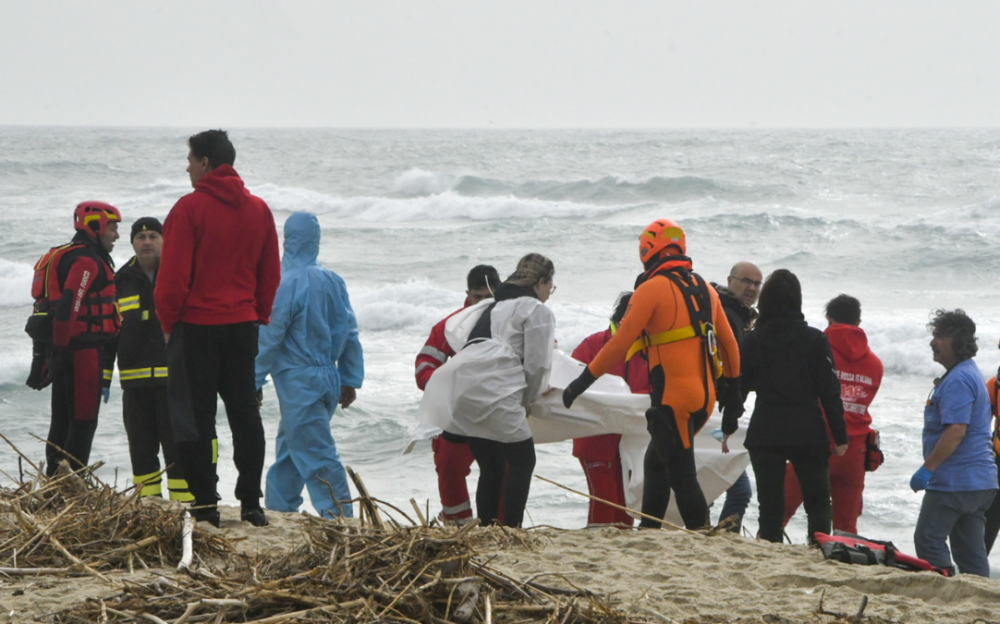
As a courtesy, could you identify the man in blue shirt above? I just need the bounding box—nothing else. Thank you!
[911,309,997,577]
[256,212,364,520]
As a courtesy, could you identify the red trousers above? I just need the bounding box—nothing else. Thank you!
[432,435,475,521]
[573,433,634,527]
[783,433,867,534]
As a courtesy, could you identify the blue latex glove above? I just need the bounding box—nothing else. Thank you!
[910,466,934,492]
[101,387,110,404]
[710,427,725,442]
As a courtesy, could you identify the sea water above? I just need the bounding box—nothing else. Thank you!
[2,127,1000,573]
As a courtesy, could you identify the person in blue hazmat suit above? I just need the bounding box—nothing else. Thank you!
[255,211,364,518]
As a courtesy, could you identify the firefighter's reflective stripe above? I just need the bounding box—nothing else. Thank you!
[119,294,140,312]
[134,471,162,497]
[120,367,170,381]
[168,478,194,502]
[212,438,219,464]
[103,368,113,382]
[625,323,707,362]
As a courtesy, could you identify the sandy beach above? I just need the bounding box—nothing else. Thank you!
[5,502,1000,624]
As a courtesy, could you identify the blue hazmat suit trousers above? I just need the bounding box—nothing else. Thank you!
[266,367,353,518]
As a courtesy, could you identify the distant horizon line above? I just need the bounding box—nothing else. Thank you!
[2,124,999,132]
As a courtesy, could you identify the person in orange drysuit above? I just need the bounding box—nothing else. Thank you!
[563,219,742,530]
[571,292,648,527]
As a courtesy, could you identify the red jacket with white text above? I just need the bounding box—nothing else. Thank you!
[155,165,281,335]
[825,323,883,438]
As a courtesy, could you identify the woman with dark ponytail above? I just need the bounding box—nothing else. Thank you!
[738,269,848,543]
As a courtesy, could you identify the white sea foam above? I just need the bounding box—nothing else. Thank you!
[0,259,34,308]
[391,168,457,196]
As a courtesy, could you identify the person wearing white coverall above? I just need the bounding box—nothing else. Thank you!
[255,212,364,518]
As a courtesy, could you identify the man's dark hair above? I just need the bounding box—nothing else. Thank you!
[756,269,802,326]
[188,129,236,169]
[611,292,633,325]
[467,264,500,292]
[927,309,978,362]
[826,294,861,326]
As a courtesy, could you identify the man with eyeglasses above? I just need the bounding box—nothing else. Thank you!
[711,261,762,532]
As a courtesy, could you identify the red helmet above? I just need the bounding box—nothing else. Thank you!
[74,201,122,239]
[638,218,686,263]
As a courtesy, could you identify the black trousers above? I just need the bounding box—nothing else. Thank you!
[750,445,832,543]
[46,346,101,476]
[123,385,190,500]
[465,436,536,528]
[167,321,264,507]
[639,406,709,530]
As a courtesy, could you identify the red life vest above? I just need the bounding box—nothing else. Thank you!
[814,531,950,576]
[29,242,120,342]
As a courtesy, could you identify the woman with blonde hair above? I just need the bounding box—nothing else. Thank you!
[442,252,556,527]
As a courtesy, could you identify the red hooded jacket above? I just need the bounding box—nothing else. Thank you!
[155,165,281,335]
[825,323,883,438]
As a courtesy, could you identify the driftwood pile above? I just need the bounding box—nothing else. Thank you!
[0,452,895,624]
[0,458,638,623]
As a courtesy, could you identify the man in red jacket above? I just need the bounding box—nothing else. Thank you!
[415,265,499,523]
[571,292,648,527]
[156,129,281,528]
[783,294,883,534]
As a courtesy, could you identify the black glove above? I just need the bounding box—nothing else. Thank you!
[721,405,743,436]
[718,376,744,435]
[563,367,597,408]
[25,342,52,390]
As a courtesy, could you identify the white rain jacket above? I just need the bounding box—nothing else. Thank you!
[420,294,555,443]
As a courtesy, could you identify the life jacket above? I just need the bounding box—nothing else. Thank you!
[627,256,723,413]
[27,242,119,343]
[814,531,951,577]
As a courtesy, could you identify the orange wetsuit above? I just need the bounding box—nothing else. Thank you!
[587,258,740,449]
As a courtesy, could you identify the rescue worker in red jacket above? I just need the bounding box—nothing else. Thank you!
[782,294,882,535]
[27,201,122,476]
[415,264,499,523]
[571,292,648,527]
[563,219,742,530]
[156,130,281,527]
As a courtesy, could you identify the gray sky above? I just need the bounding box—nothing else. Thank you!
[2,1,999,128]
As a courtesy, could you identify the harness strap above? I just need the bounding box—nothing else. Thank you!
[625,323,709,362]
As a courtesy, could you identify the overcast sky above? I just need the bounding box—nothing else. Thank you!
[2,1,999,128]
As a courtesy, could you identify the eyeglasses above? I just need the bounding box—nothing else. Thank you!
[550,283,557,294]
[732,276,762,288]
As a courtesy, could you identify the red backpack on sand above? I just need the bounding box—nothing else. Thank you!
[814,531,950,577]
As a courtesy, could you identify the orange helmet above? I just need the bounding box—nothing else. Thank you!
[638,218,686,263]
[74,201,122,240]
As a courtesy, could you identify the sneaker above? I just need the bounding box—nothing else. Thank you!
[241,506,269,527]
[190,505,221,528]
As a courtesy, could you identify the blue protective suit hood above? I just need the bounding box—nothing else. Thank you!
[282,212,321,271]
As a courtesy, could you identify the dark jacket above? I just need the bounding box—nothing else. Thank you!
[741,311,847,449]
[712,283,757,346]
[111,257,167,388]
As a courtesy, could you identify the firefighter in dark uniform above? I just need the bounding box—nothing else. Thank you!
[111,217,192,501]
